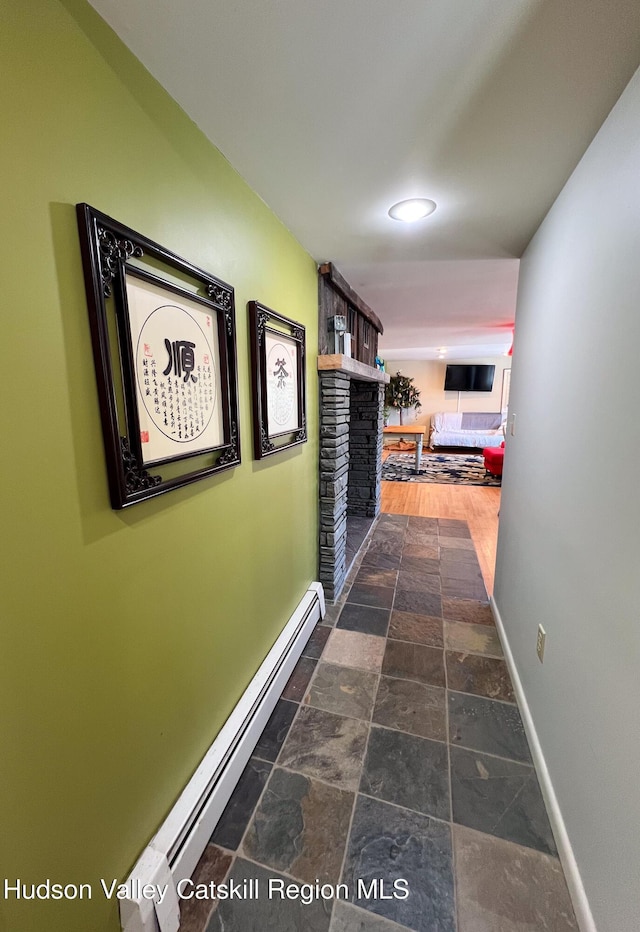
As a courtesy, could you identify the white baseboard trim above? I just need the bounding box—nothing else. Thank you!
[490,596,597,932]
[120,582,325,932]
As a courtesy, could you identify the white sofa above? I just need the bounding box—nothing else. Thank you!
[430,411,505,449]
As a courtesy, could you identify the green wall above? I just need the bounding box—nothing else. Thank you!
[0,3,318,930]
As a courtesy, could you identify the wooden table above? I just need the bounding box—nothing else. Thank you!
[383,424,428,473]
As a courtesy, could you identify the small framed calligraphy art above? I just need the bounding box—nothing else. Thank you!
[248,301,307,459]
[76,203,240,508]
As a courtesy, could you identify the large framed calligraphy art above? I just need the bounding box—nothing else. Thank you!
[248,301,307,459]
[76,204,241,508]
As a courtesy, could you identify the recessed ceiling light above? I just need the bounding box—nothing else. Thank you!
[388,198,437,222]
[437,354,445,359]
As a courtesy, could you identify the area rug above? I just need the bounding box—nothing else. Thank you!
[382,452,501,486]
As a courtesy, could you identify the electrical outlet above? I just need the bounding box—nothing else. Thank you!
[536,624,546,663]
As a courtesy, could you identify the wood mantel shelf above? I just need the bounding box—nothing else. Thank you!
[317,354,390,384]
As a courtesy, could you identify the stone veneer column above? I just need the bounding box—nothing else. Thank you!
[347,380,384,517]
[318,373,350,600]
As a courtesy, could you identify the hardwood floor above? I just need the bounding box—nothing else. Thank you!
[380,478,500,595]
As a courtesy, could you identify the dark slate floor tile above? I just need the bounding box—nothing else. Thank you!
[355,566,399,589]
[206,858,332,932]
[407,516,439,532]
[347,516,375,555]
[439,551,481,572]
[438,518,469,529]
[393,588,442,618]
[438,547,480,565]
[450,746,557,855]
[382,640,445,687]
[342,795,455,932]
[439,536,475,552]
[189,507,571,932]
[303,624,331,659]
[370,524,405,543]
[373,676,446,741]
[438,523,471,539]
[445,620,503,658]
[330,901,408,931]
[282,655,319,701]
[180,844,232,932]
[448,691,531,763]
[377,514,409,528]
[348,515,376,532]
[243,767,353,884]
[323,599,348,627]
[253,699,298,763]
[398,554,441,575]
[362,549,402,571]
[403,528,438,548]
[388,611,443,649]
[305,662,379,721]
[323,629,386,673]
[441,576,488,601]
[401,543,439,560]
[346,548,360,572]
[368,538,405,557]
[338,602,390,637]
[442,597,494,626]
[278,705,369,791]
[446,652,514,702]
[361,725,449,820]
[439,560,484,582]
[211,757,272,850]
[454,825,577,932]
[343,575,357,596]
[396,571,441,595]
[347,583,395,609]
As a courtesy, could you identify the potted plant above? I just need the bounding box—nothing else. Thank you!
[385,371,422,425]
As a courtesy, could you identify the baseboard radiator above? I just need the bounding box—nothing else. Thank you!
[120,581,325,932]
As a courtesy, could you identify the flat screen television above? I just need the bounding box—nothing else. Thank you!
[444,364,495,392]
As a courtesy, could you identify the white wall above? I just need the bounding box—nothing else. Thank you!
[494,66,640,931]
[384,357,511,427]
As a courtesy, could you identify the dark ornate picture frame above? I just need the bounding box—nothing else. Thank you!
[76,203,240,508]
[248,301,307,459]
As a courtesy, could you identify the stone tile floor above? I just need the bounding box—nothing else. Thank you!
[179,514,577,932]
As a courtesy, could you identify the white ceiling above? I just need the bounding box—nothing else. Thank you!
[89,0,640,359]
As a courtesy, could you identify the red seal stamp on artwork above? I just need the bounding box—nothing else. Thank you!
[140,431,150,443]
